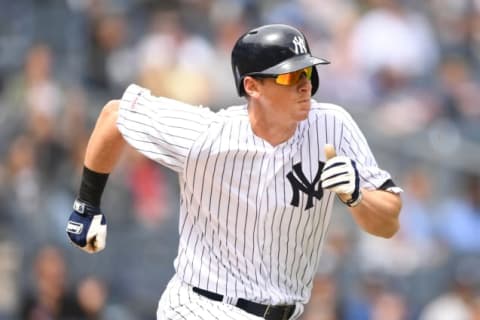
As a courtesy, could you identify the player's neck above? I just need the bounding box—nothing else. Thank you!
[248,104,297,146]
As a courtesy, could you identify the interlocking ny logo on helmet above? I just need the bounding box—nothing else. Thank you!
[231,24,330,97]
[292,36,307,55]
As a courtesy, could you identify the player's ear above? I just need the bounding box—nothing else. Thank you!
[243,76,262,98]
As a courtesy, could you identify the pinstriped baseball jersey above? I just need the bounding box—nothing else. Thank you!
[117,84,394,306]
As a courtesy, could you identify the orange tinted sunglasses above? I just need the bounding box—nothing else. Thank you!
[274,66,313,85]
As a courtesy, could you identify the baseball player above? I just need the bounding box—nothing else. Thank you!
[66,24,402,320]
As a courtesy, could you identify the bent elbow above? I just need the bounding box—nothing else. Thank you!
[377,220,400,239]
[366,219,400,239]
[379,221,400,238]
[380,196,402,238]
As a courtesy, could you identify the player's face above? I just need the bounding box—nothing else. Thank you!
[257,70,313,121]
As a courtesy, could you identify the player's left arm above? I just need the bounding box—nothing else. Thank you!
[321,144,401,238]
[346,188,401,238]
[319,107,403,238]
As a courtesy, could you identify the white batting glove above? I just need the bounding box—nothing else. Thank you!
[66,199,107,253]
[321,156,362,207]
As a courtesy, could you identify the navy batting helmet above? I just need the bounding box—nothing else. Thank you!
[231,24,330,97]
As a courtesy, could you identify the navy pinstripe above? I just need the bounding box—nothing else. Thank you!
[117,84,395,319]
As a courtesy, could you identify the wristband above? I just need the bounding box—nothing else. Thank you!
[78,166,109,207]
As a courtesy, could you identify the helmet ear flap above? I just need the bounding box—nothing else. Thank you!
[239,76,247,96]
[310,66,319,96]
[232,64,246,96]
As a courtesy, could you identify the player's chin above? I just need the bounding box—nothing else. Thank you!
[293,110,310,122]
[295,99,311,119]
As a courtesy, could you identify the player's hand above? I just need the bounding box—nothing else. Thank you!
[321,145,362,207]
[66,199,107,253]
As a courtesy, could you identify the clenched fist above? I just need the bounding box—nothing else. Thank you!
[321,145,362,207]
[66,199,107,253]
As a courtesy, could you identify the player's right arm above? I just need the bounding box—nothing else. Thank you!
[66,84,216,253]
[66,100,125,254]
[84,100,125,173]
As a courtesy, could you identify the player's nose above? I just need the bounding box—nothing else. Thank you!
[297,74,312,94]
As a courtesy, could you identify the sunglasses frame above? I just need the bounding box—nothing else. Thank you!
[250,66,313,86]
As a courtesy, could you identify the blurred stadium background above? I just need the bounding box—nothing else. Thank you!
[1,0,480,319]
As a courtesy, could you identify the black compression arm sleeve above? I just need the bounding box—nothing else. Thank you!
[78,166,110,207]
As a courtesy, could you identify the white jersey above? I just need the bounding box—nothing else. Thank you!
[117,84,393,306]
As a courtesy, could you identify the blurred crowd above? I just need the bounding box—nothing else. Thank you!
[0,0,480,319]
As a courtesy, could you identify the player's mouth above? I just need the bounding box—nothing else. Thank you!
[298,98,310,105]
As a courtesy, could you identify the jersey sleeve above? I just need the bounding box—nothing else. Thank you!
[337,110,400,192]
[117,84,216,172]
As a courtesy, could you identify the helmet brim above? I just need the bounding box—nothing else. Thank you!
[251,54,330,76]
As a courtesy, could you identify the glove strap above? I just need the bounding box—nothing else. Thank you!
[342,191,363,207]
[73,199,101,215]
[344,159,362,207]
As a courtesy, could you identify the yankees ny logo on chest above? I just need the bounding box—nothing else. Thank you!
[292,36,307,55]
[287,161,325,210]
